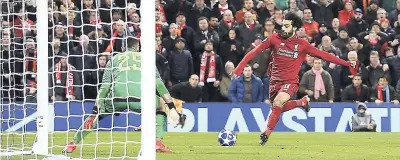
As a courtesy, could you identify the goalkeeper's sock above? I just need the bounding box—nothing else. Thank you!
[73,115,99,144]
[156,112,166,141]
[265,106,282,137]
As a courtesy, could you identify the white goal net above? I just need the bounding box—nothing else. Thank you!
[0,0,156,159]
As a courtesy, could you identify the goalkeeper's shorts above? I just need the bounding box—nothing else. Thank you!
[100,96,161,114]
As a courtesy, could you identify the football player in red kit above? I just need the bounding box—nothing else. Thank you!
[232,12,354,145]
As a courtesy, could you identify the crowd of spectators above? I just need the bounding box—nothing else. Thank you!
[2,0,400,105]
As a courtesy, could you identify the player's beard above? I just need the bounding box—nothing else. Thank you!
[279,29,294,39]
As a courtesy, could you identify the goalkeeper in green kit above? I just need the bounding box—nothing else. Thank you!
[63,38,185,153]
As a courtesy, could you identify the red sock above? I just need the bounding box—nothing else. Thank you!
[265,106,283,136]
[282,100,299,112]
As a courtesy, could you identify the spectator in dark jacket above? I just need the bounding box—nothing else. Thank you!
[346,8,369,38]
[69,35,97,81]
[193,17,220,63]
[84,55,107,100]
[237,12,263,48]
[49,53,82,101]
[324,55,343,102]
[370,76,399,104]
[228,65,263,103]
[162,23,181,54]
[156,49,170,85]
[168,37,194,86]
[382,45,400,86]
[352,103,376,132]
[366,51,391,87]
[388,0,400,26]
[341,74,370,102]
[249,34,270,78]
[341,51,369,88]
[362,1,379,25]
[211,0,236,20]
[219,29,244,66]
[299,58,334,102]
[220,61,235,102]
[198,40,224,102]
[187,0,213,30]
[176,13,196,53]
[217,10,238,40]
[305,0,342,24]
[332,27,349,54]
[164,0,192,24]
[170,74,202,102]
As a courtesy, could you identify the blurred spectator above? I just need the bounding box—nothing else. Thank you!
[305,0,341,24]
[26,80,37,103]
[238,12,262,49]
[156,42,170,84]
[228,65,263,103]
[69,35,96,72]
[341,51,368,87]
[324,53,343,102]
[175,13,195,53]
[24,38,37,82]
[170,74,202,102]
[164,0,192,24]
[52,22,69,51]
[105,20,127,53]
[187,0,213,30]
[84,55,107,99]
[261,18,276,38]
[0,35,23,102]
[271,9,284,29]
[380,18,396,35]
[317,36,341,58]
[299,54,314,80]
[352,103,376,132]
[299,58,334,102]
[198,41,223,102]
[338,0,354,27]
[381,0,396,13]
[341,74,370,102]
[388,0,400,26]
[370,76,399,104]
[168,37,193,86]
[313,22,336,46]
[127,12,141,37]
[366,51,391,87]
[162,23,180,54]
[211,0,236,21]
[49,53,82,101]
[236,0,257,24]
[363,0,379,25]
[220,61,235,101]
[99,0,113,23]
[347,8,369,38]
[217,10,238,40]
[275,0,289,10]
[87,25,109,54]
[193,17,220,66]
[284,0,303,19]
[330,18,340,36]
[209,16,219,32]
[49,37,67,69]
[342,37,363,60]
[65,9,82,44]
[249,34,270,78]
[303,8,319,38]
[332,27,349,54]
[219,29,243,66]
[382,45,400,86]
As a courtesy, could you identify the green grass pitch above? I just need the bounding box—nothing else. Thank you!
[1,132,400,160]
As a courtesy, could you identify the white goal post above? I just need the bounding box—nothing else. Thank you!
[0,0,156,159]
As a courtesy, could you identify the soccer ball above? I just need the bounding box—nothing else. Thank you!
[217,129,237,146]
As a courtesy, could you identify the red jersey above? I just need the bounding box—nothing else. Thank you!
[233,34,351,84]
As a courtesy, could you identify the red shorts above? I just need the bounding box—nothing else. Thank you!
[269,82,299,101]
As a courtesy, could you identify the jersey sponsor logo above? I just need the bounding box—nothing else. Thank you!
[276,44,299,58]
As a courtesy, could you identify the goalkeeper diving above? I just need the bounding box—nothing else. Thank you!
[62,38,186,153]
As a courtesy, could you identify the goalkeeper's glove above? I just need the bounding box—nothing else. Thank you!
[167,108,180,127]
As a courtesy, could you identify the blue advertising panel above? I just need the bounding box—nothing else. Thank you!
[1,102,399,132]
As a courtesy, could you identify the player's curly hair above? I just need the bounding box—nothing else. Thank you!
[284,12,303,29]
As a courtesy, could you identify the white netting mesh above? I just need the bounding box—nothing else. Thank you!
[1,0,145,159]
